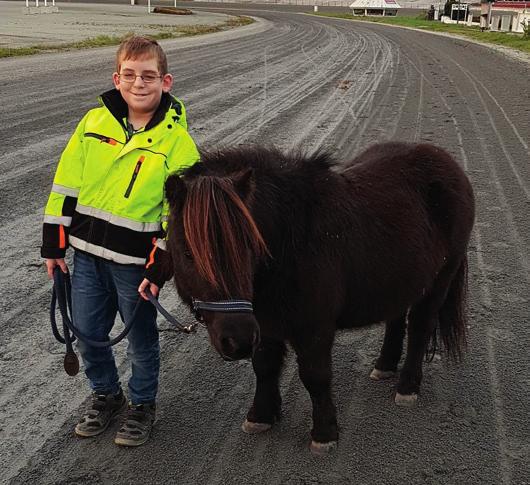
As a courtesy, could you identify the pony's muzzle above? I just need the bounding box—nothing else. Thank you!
[220,329,260,360]
[208,312,260,361]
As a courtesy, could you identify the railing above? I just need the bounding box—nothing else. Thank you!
[25,0,56,5]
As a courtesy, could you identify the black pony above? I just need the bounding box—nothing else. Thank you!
[165,142,475,454]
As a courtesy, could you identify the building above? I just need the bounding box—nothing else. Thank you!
[468,1,530,32]
[349,0,402,16]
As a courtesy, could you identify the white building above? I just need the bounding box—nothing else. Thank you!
[468,1,530,33]
[350,0,402,16]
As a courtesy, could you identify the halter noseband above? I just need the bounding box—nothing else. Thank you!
[192,298,253,323]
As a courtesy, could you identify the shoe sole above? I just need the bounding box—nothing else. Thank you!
[114,435,149,447]
[74,401,127,438]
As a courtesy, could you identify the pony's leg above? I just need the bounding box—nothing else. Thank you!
[292,334,337,454]
[396,263,459,407]
[242,336,285,434]
[370,314,407,380]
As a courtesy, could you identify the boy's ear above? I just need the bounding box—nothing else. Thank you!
[165,174,187,211]
[112,72,121,90]
[233,168,254,201]
[162,73,173,93]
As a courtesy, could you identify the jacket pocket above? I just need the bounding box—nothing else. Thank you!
[124,156,145,198]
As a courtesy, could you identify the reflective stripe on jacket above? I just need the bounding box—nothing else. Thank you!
[42,89,199,284]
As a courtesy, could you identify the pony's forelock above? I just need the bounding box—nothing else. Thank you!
[182,174,269,297]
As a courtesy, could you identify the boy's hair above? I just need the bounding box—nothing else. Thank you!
[116,35,168,75]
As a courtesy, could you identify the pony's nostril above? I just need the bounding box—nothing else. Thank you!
[220,335,255,360]
[221,337,238,354]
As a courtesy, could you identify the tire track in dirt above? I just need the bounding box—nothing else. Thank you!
[197,23,362,146]
[412,40,530,276]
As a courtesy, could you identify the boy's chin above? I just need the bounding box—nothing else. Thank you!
[130,101,158,113]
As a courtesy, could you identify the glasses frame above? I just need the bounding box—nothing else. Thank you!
[118,72,164,84]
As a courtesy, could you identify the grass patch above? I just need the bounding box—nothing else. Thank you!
[0,16,254,58]
[314,12,530,54]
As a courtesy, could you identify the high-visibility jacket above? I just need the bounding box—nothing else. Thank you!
[41,89,199,286]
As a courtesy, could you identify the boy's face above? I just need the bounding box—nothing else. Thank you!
[113,56,173,118]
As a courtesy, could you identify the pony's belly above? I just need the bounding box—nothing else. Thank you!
[335,295,413,329]
[336,317,382,329]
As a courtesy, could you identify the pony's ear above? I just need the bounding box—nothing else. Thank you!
[165,174,187,210]
[233,168,254,200]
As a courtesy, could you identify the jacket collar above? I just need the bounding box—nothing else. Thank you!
[99,89,172,132]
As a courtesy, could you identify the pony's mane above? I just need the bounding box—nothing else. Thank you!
[180,145,337,298]
[182,145,338,179]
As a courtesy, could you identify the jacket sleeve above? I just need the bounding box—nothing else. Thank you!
[143,129,200,286]
[41,114,88,259]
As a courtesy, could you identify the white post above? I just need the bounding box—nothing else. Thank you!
[174,0,177,7]
[148,0,151,13]
[44,0,47,6]
[314,5,318,12]
[26,0,29,6]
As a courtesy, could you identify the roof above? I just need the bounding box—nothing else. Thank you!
[350,0,402,8]
[491,1,530,8]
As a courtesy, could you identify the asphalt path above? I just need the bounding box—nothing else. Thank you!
[1,5,529,485]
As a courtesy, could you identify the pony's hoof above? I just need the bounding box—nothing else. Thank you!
[310,440,337,455]
[241,419,272,434]
[395,392,418,407]
[370,368,396,380]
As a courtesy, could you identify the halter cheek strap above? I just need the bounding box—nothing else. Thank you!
[192,298,254,320]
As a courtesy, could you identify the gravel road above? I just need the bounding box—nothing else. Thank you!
[1,5,529,485]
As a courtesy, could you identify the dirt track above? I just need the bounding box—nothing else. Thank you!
[1,5,529,485]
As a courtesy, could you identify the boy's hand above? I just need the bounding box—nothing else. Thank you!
[46,258,68,279]
[139,278,160,301]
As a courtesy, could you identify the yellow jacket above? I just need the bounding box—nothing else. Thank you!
[42,89,199,285]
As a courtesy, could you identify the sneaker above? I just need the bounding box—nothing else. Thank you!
[114,402,156,447]
[74,389,127,438]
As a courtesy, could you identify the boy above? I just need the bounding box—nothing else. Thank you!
[41,36,199,446]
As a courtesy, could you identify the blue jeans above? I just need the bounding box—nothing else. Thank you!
[71,251,159,404]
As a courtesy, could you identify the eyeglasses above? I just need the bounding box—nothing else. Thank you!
[119,72,162,83]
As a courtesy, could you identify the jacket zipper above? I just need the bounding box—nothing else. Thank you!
[124,156,145,198]
[85,132,119,145]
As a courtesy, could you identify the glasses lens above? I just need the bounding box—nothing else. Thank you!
[142,74,159,83]
[120,73,136,82]
[120,73,160,83]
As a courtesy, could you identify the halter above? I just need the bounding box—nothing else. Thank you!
[192,298,253,323]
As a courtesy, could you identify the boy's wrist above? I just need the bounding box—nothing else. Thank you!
[41,247,67,259]
[143,267,167,289]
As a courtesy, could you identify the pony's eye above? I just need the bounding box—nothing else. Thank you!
[183,250,193,260]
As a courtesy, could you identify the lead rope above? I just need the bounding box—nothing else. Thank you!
[50,267,197,376]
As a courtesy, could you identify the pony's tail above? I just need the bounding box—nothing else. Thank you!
[429,257,469,362]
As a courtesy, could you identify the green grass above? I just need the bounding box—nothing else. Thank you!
[0,16,254,58]
[314,12,530,54]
